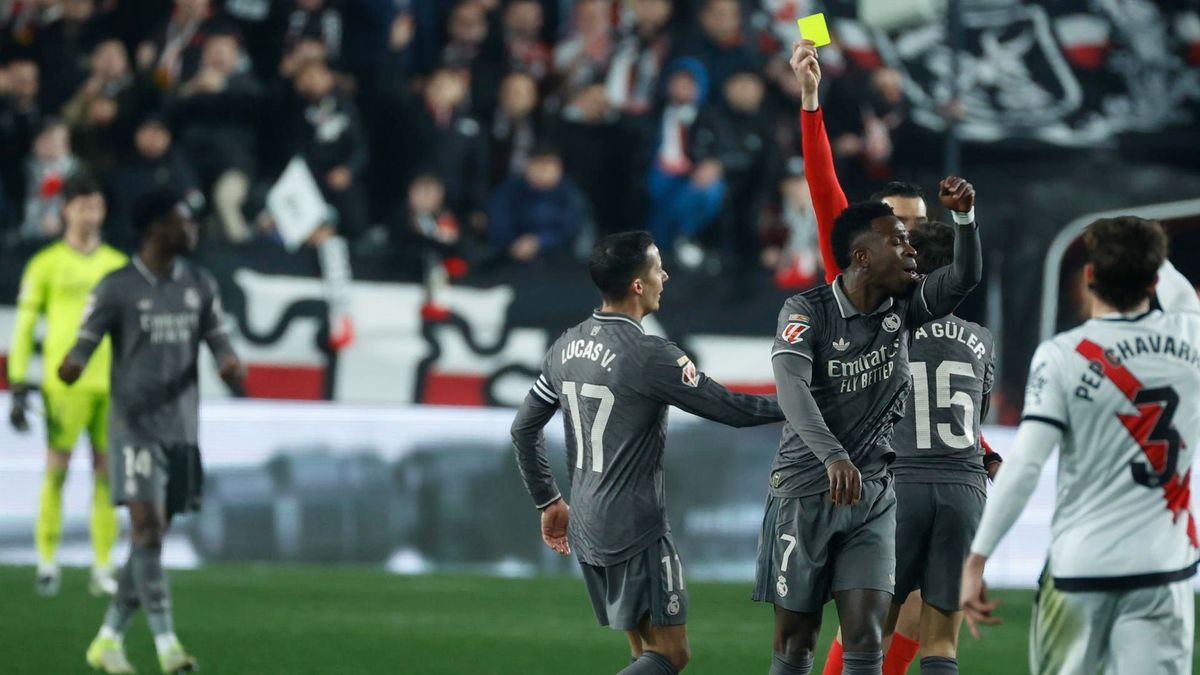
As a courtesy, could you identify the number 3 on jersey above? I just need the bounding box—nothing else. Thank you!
[562,381,615,473]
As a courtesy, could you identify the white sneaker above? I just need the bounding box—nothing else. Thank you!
[35,562,60,597]
[90,565,118,597]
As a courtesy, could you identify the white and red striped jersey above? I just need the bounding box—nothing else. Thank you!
[1019,266,1200,588]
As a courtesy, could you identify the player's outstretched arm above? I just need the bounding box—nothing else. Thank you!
[60,274,121,385]
[642,343,784,428]
[790,39,847,282]
[909,177,982,324]
[1155,259,1200,315]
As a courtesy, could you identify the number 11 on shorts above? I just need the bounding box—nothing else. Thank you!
[661,554,684,592]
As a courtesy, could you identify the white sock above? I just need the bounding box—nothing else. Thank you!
[154,632,179,655]
[98,625,122,642]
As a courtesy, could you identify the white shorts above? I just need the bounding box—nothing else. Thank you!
[1031,571,1194,675]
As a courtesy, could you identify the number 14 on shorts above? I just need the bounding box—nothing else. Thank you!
[123,446,153,496]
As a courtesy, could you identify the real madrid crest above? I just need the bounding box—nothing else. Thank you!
[776,575,789,597]
[184,288,201,310]
[666,593,680,616]
[882,312,901,333]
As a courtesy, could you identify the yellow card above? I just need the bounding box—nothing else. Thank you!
[796,13,831,47]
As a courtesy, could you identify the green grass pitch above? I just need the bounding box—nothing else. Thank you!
[3,565,1196,674]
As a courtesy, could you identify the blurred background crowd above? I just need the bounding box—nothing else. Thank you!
[2,0,1200,418]
[0,0,944,288]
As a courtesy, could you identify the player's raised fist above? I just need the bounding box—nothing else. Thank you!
[939,176,975,213]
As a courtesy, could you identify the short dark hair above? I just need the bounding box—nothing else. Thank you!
[63,172,102,202]
[1084,216,1168,312]
[831,201,894,270]
[909,220,955,274]
[588,231,656,302]
[132,187,184,240]
[870,181,924,202]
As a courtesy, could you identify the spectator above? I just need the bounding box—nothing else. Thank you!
[644,58,722,266]
[487,143,584,263]
[61,39,153,183]
[0,59,42,223]
[168,29,262,242]
[390,172,462,281]
[684,0,762,92]
[441,0,502,116]
[139,0,225,90]
[490,71,542,187]
[762,157,820,289]
[605,0,675,117]
[108,114,204,249]
[292,58,369,240]
[387,67,488,233]
[30,0,104,112]
[281,0,344,69]
[554,82,627,236]
[500,0,551,82]
[264,36,327,175]
[19,119,79,244]
[553,0,614,104]
[691,67,776,275]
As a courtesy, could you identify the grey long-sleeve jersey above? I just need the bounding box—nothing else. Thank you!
[512,310,784,566]
[769,221,982,497]
[67,257,236,446]
[891,315,996,492]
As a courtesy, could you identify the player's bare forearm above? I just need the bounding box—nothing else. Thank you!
[511,395,562,509]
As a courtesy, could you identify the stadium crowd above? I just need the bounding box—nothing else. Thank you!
[0,0,931,288]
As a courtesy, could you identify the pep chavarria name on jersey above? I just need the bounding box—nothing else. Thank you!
[1072,335,1200,402]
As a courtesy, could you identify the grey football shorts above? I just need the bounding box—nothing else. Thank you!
[111,440,204,516]
[753,476,897,613]
[579,534,688,630]
[893,481,986,612]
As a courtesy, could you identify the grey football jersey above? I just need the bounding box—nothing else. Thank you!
[768,222,981,498]
[891,316,995,490]
[68,257,236,446]
[512,311,783,566]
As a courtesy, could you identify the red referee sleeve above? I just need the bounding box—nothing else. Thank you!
[800,108,848,283]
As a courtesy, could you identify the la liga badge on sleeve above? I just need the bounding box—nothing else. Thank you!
[781,322,810,344]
